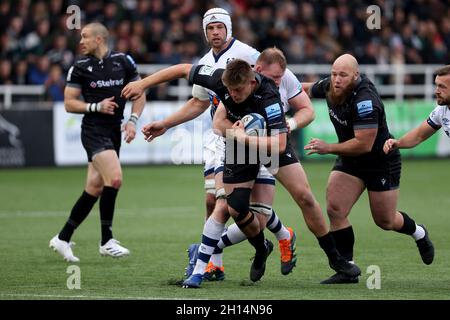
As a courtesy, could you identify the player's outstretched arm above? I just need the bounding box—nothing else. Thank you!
[141,97,209,142]
[121,64,193,101]
[142,120,167,142]
[164,97,210,129]
[383,120,437,153]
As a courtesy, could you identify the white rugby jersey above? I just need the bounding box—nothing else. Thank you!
[195,38,260,152]
[279,68,303,112]
[427,104,450,138]
[198,39,260,70]
[194,38,260,117]
[193,38,302,116]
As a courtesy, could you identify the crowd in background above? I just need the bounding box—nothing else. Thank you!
[0,0,449,101]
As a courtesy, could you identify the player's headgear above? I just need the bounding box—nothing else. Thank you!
[202,8,232,42]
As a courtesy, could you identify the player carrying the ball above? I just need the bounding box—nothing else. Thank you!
[122,59,361,288]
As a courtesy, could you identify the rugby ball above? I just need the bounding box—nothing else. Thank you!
[241,113,266,136]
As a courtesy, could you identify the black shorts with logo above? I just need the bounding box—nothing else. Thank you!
[223,143,299,184]
[81,121,121,162]
[332,150,402,191]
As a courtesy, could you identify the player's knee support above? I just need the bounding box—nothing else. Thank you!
[249,202,272,217]
[227,188,252,222]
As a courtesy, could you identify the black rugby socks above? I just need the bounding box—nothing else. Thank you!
[59,191,98,242]
[397,211,417,235]
[317,232,340,261]
[100,186,119,245]
[331,225,355,261]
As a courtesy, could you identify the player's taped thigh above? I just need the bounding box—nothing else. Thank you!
[204,179,216,195]
[227,187,252,223]
[216,187,226,199]
[249,202,272,217]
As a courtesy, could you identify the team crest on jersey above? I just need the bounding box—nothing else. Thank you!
[356,100,373,117]
[199,65,215,76]
[112,61,122,71]
[265,103,282,120]
[226,57,235,64]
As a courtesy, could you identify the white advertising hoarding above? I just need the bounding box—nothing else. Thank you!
[53,102,211,166]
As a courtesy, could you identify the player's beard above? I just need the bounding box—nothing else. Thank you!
[437,95,450,106]
[327,81,356,106]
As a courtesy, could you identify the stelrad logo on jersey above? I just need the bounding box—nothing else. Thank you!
[90,78,124,88]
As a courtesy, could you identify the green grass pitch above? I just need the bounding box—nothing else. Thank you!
[0,159,449,300]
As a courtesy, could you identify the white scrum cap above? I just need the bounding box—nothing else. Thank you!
[202,7,232,41]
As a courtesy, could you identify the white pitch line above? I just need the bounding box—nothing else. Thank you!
[0,293,201,300]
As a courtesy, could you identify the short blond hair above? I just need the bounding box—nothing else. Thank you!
[256,47,287,71]
[84,22,109,42]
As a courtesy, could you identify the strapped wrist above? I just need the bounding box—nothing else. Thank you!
[128,112,139,125]
[287,117,298,131]
[86,103,101,113]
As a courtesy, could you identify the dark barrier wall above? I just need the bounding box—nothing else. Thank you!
[0,109,54,167]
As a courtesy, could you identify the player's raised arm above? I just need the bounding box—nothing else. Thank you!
[121,64,193,100]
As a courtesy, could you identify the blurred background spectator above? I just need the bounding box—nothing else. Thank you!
[0,0,448,99]
[44,63,65,101]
